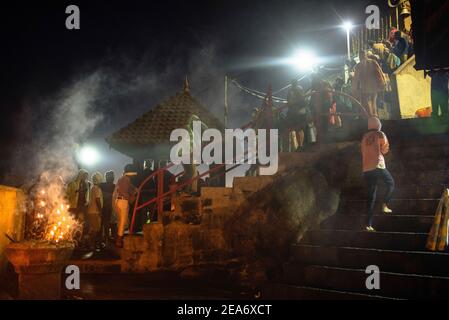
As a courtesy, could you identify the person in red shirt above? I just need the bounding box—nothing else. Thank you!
[361,117,395,232]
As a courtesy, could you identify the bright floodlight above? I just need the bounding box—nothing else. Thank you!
[290,50,318,71]
[77,146,100,166]
[342,21,353,32]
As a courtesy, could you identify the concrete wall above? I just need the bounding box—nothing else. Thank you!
[0,186,26,282]
[393,56,432,118]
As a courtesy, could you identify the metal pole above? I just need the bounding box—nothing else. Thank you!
[396,7,399,29]
[224,76,228,128]
[157,169,164,216]
[388,12,393,31]
[346,29,351,60]
[351,35,355,57]
[361,28,365,50]
[356,30,363,55]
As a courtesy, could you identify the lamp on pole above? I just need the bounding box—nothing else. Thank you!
[342,21,353,60]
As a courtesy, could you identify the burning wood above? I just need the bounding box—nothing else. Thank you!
[43,202,80,244]
[26,173,82,245]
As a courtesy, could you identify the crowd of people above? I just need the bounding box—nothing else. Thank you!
[343,28,417,119]
[250,27,430,155]
[61,160,177,251]
[66,167,126,250]
[251,71,360,154]
[24,153,220,253]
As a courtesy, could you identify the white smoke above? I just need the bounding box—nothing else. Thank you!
[8,71,106,186]
[6,43,259,187]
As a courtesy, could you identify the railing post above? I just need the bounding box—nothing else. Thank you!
[157,169,164,216]
[130,189,140,235]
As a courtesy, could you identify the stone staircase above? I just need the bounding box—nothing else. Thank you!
[266,118,449,300]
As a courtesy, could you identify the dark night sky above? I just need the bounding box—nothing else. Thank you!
[0,0,387,184]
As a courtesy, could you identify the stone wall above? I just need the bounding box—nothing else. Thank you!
[0,186,26,288]
[121,143,361,286]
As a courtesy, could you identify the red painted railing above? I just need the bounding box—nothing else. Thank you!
[129,89,367,234]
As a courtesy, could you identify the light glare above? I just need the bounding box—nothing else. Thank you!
[77,146,100,166]
[342,21,353,31]
[290,50,318,71]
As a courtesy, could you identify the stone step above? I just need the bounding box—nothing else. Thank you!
[67,259,122,274]
[320,214,434,233]
[342,185,444,200]
[392,145,449,159]
[330,120,449,145]
[387,158,449,172]
[63,272,249,299]
[338,199,439,215]
[383,119,449,137]
[338,210,432,216]
[262,283,398,300]
[290,244,449,277]
[301,230,429,252]
[283,263,449,299]
[386,170,449,186]
[389,133,449,146]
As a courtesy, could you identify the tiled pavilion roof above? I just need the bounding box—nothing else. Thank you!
[106,80,224,153]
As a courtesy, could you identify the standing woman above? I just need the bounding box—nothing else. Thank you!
[352,50,386,116]
[361,117,395,231]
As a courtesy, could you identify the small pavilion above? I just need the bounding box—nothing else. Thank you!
[106,79,224,170]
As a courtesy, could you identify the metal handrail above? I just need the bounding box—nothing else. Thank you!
[128,89,367,234]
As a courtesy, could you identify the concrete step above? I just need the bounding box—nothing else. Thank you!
[63,272,248,299]
[301,229,429,252]
[390,134,449,147]
[342,185,444,200]
[68,248,122,274]
[383,119,449,138]
[338,210,432,217]
[393,145,449,159]
[320,214,434,233]
[67,259,122,274]
[386,170,449,186]
[388,158,449,172]
[290,244,449,277]
[338,199,439,215]
[262,283,398,300]
[283,263,449,299]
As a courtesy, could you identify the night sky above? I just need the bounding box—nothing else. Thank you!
[0,0,387,185]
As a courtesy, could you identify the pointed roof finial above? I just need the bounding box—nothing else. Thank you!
[183,76,190,94]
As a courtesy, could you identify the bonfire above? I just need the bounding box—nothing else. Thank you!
[25,173,82,246]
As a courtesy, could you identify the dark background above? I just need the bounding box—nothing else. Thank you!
[0,0,387,184]
[411,0,449,70]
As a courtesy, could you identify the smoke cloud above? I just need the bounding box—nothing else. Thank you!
[4,42,260,187]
